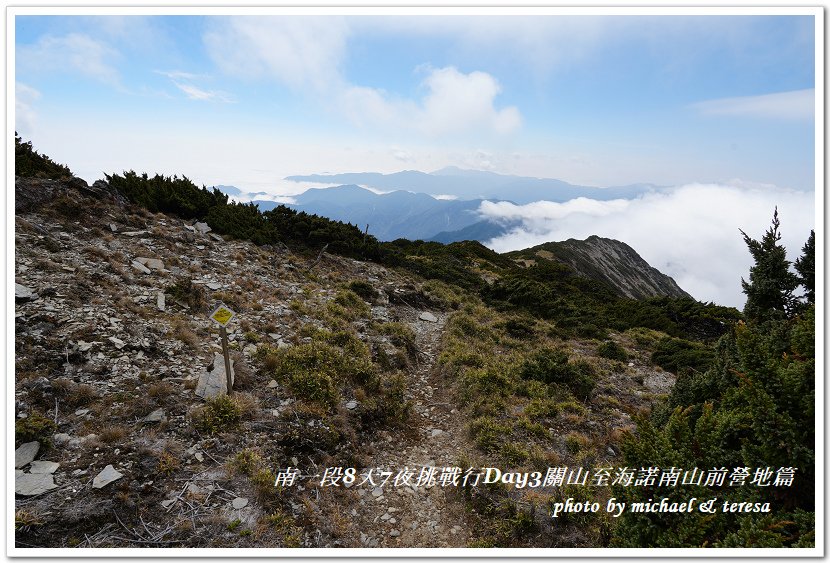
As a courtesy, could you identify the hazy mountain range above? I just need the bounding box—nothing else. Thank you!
[285,167,665,204]
[219,168,666,243]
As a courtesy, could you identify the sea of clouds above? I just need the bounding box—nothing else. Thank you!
[479,182,815,308]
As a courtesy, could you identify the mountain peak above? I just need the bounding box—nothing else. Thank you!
[511,236,691,300]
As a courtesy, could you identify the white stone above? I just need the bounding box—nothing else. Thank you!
[131,260,151,274]
[195,354,235,399]
[15,283,38,302]
[267,379,278,389]
[141,408,167,424]
[92,465,123,489]
[15,441,40,468]
[161,499,176,508]
[16,472,57,496]
[29,460,60,474]
[194,222,211,234]
[194,452,204,462]
[53,433,71,446]
[345,400,358,410]
[206,282,221,290]
[232,497,249,509]
[390,529,401,537]
[157,292,166,311]
[419,311,438,323]
[137,257,164,270]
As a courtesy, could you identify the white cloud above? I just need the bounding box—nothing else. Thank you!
[202,18,520,138]
[172,82,234,103]
[17,33,121,86]
[419,67,521,135]
[691,89,814,120]
[341,67,521,137]
[15,82,41,137]
[203,16,349,92]
[480,183,814,308]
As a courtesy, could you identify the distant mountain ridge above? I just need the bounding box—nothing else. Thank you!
[285,169,666,205]
[246,184,489,241]
[216,169,667,243]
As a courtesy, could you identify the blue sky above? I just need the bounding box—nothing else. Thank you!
[14,13,816,192]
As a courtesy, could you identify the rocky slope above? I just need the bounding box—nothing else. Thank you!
[509,236,691,300]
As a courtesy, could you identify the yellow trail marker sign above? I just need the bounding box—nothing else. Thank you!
[210,304,236,327]
[209,303,236,395]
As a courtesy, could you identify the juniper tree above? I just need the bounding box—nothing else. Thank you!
[739,208,799,322]
[795,230,815,305]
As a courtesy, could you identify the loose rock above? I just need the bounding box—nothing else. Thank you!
[195,354,235,399]
[15,283,38,303]
[15,441,40,468]
[29,460,60,474]
[92,465,124,489]
[16,472,57,496]
[141,408,167,424]
[418,311,438,323]
[131,260,151,274]
[232,497,249,509]
[53,433,71,447]
[136,257,164,270]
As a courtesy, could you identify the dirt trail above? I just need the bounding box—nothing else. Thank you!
[339,307,473,548]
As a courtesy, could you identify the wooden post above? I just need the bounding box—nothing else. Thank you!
[220,326,233,395]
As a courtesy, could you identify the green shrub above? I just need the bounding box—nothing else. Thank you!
[15,133,72,179]
[228,448,263,476]
[500,442,529,464]
[651,337,715,374]
[166,278,207,311]
[15,411,56,445]
[460,365,514,404]
[515,416,551,438]
[598,340,629,362]
[564,433,583,454]
[287,370,339,408]
[346,280,377,300]
[193,395,243,434]
[357,372,411,426]
[524,398,559,419]
[469,416,511,453]
[333,289,370,317]
[377,322,416,354]
[625,327,666,349]
[520,348,596,401]
[496,316,537,339]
